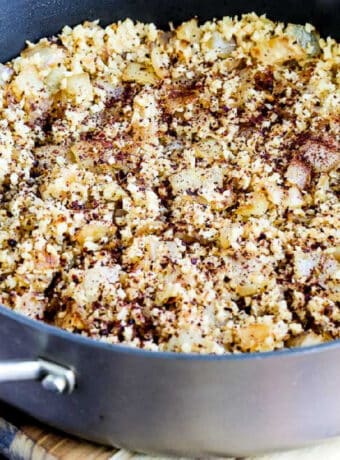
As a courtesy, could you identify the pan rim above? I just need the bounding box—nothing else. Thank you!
[1,303,339,360]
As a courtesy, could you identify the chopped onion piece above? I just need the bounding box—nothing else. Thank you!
[0,63,13,85]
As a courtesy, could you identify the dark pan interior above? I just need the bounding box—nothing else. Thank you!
[0,0,339,63]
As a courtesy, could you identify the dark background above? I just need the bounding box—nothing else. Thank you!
[0,0,339,62]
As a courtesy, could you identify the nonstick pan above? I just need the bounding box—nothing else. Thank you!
[0,0,339,457]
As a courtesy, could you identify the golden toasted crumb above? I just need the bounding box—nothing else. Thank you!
[0,14,339,353]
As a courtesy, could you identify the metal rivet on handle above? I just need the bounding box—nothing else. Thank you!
[41,374,68,393]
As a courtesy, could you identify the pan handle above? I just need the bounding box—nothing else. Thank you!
[0,359,75,394]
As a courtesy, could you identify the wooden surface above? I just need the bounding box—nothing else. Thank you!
[0,401,115,460]
[1,401,340,460]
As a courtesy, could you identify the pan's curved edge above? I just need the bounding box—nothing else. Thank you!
[1,303,339,361]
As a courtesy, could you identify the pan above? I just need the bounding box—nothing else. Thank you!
[0,0,339,457]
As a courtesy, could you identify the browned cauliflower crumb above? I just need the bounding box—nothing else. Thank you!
[0,14,339,353]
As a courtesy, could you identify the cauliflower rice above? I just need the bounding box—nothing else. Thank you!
[0,14,339,353]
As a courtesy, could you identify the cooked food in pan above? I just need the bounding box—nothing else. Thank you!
[0,13,338,353]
